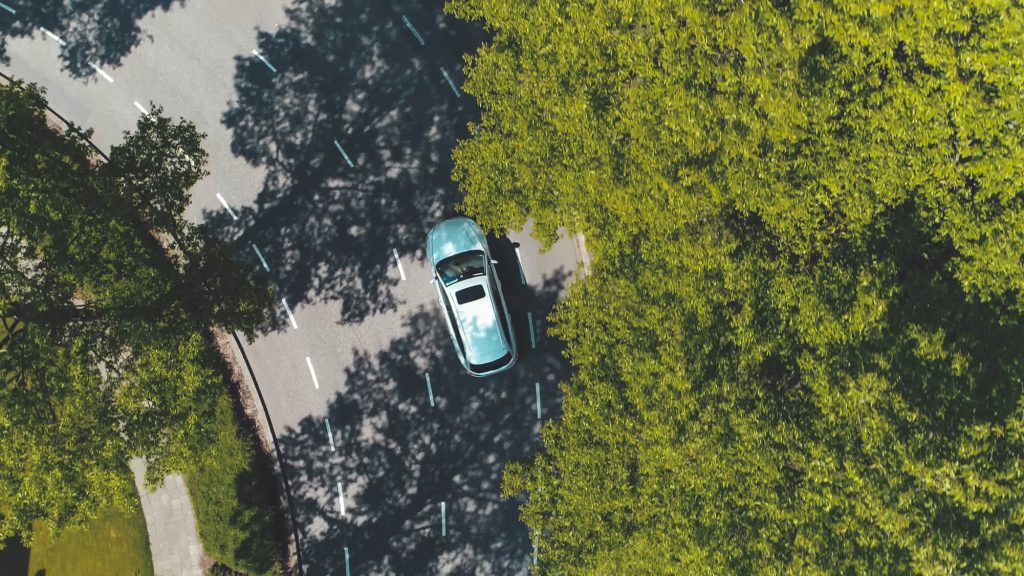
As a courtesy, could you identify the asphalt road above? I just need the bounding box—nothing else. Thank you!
[2,1,583,574]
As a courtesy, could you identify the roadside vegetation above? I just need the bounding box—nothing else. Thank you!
[0,79,284,573]
[450,0,1024,573]
[28,485,153,576]
[187,391,285,575]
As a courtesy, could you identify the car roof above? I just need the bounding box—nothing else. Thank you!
[427,217,486,266]
[446,276,508,365]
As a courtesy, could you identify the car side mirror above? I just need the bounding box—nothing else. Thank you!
[491,259,499,265]
[512,242,521,248]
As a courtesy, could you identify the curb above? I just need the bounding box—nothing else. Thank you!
[0,69,109,160]
[1,72,303,575]
[221,331,305,575]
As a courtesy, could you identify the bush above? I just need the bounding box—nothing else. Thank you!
[186,391,285,575]
[209,562,245,576]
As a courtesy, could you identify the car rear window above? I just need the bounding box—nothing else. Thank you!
[470,352,513,374]
[455,284,486,304]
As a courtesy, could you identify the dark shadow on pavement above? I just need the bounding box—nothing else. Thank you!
[277,268,570,575]
[0,0,184,78]
[213,0,487,330]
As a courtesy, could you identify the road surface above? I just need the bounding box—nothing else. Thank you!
[1,1,584,573]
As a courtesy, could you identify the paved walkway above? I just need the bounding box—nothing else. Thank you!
[130,458,205,576]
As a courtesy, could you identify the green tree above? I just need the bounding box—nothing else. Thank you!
[449,0,1024,573]
[103,103,210,240]
[0,79,271,541]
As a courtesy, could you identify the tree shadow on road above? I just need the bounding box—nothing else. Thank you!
[276,268,570,575]
[212,0,486,330]
[0,0,183,78]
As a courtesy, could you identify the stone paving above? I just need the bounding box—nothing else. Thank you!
[130,458,205,576]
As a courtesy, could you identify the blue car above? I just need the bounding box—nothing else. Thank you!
[426,217,517,377]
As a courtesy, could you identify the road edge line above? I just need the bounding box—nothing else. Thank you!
[223,330,306,575]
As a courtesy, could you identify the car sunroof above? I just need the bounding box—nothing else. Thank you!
[455,284,486,304]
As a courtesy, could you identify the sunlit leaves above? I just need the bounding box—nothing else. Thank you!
[0,80,266,541]
[452,0,1024,572]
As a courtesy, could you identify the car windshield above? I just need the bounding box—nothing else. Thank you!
[437,251,486,286]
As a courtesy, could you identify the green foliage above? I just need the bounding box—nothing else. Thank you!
[172,223,276,341]
[0,317,22,351]
[0,79,273,542]
[103,104,210,239]
[451,0,1024,573]
[209,563,246,576]
[186,394,284,576]
[27,484,154,576]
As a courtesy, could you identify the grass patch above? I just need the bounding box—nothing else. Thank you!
[28,495,153,576]
[187,390,285,575]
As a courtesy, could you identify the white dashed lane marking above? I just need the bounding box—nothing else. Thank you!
[515,246,527,284]
[535,382,542,420]
[333,140,355,168]
[393,248,406,281]
[89,62,114,83]
[215,193,239,221]
[251,49,278,73]
[337,481,346,516]
[40,27,66,46]
[305,356,320,390]
[528,311,536,349]
[440,67,461,98]
[251,243,270,272]
[401,14,425,46]
[424,372,435,407]
[281,297,298,329]
[441,501,447,537]
[325,419,336,452]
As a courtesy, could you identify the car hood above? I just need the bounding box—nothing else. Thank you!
[427,217,486,266]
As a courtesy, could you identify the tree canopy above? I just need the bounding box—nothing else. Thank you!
[0,80,272,541]
[448,0,1024,573]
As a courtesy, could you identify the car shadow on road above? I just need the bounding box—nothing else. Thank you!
[276,267,570,575]
[0,0,184,78]
[208,0,488,330]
